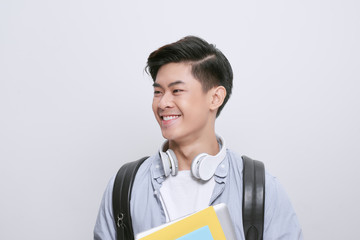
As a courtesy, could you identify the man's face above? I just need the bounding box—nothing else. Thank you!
[152,62,214,143]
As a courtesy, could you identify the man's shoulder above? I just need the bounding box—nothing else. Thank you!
[135,154,159,173]
[132,154,163,186]
[225,148,244,163]
[225,149,278,182]
[224,148,246,171]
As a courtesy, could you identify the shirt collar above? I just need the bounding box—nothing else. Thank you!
[213,152,229,183]
[151,153,166,185]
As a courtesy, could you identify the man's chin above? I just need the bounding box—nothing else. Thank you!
[161,130,181,142]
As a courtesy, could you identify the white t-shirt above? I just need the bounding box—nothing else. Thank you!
[159,170,215,221]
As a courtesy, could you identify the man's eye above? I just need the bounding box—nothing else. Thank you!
[173,89,183,93]
[154,90,161,95]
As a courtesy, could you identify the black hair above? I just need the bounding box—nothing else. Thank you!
[146,36,233,117]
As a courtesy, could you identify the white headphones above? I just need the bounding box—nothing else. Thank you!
[159,135,227,181]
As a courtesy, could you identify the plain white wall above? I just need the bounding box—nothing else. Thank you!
[1,0,359,239]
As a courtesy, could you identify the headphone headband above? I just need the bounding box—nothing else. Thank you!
[159,135,227,181]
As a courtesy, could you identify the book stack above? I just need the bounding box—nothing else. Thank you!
[136,203,236,240]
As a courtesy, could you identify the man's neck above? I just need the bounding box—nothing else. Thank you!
[168,132,219,171]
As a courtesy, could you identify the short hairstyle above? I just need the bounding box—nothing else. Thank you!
[146,36,233,117]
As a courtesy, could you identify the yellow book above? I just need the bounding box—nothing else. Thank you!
[136,203,236,240]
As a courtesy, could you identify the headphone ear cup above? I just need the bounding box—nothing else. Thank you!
[191,153,209,179]
[166,149,178,176]
[160,151,171,177]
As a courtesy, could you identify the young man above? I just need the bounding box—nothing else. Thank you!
[94,36,303,239]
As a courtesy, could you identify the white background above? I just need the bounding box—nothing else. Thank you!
[1,0,359,239]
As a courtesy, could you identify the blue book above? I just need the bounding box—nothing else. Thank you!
[176,226,214,240]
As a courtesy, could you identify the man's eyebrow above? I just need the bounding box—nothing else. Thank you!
[153,80,185,88]
[168,80,185,88]
[152,82,162,88]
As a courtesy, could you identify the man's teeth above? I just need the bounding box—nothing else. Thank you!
[163,115,179,121]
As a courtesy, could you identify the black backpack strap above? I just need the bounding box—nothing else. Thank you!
[242,155,265,240]
[112,156,148,240]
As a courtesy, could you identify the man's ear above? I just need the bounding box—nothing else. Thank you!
[209,86,226,111]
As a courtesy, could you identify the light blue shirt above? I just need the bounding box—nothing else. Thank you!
[94,149,303,239]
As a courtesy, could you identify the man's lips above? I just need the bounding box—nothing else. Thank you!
[160,115,181,126]
[161,115,180,121]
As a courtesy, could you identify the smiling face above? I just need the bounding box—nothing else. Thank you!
[152,62,216,143]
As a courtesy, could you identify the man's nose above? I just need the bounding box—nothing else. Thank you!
[158,92,174,109]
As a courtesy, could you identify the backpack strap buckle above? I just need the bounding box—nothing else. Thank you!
[116,213,125,228]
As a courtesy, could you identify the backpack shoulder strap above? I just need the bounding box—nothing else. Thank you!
[242,155,265,240]
[112,156,148,240]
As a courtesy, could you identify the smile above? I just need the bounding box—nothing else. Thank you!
[160,115,181,126]
[162,115,180,121]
